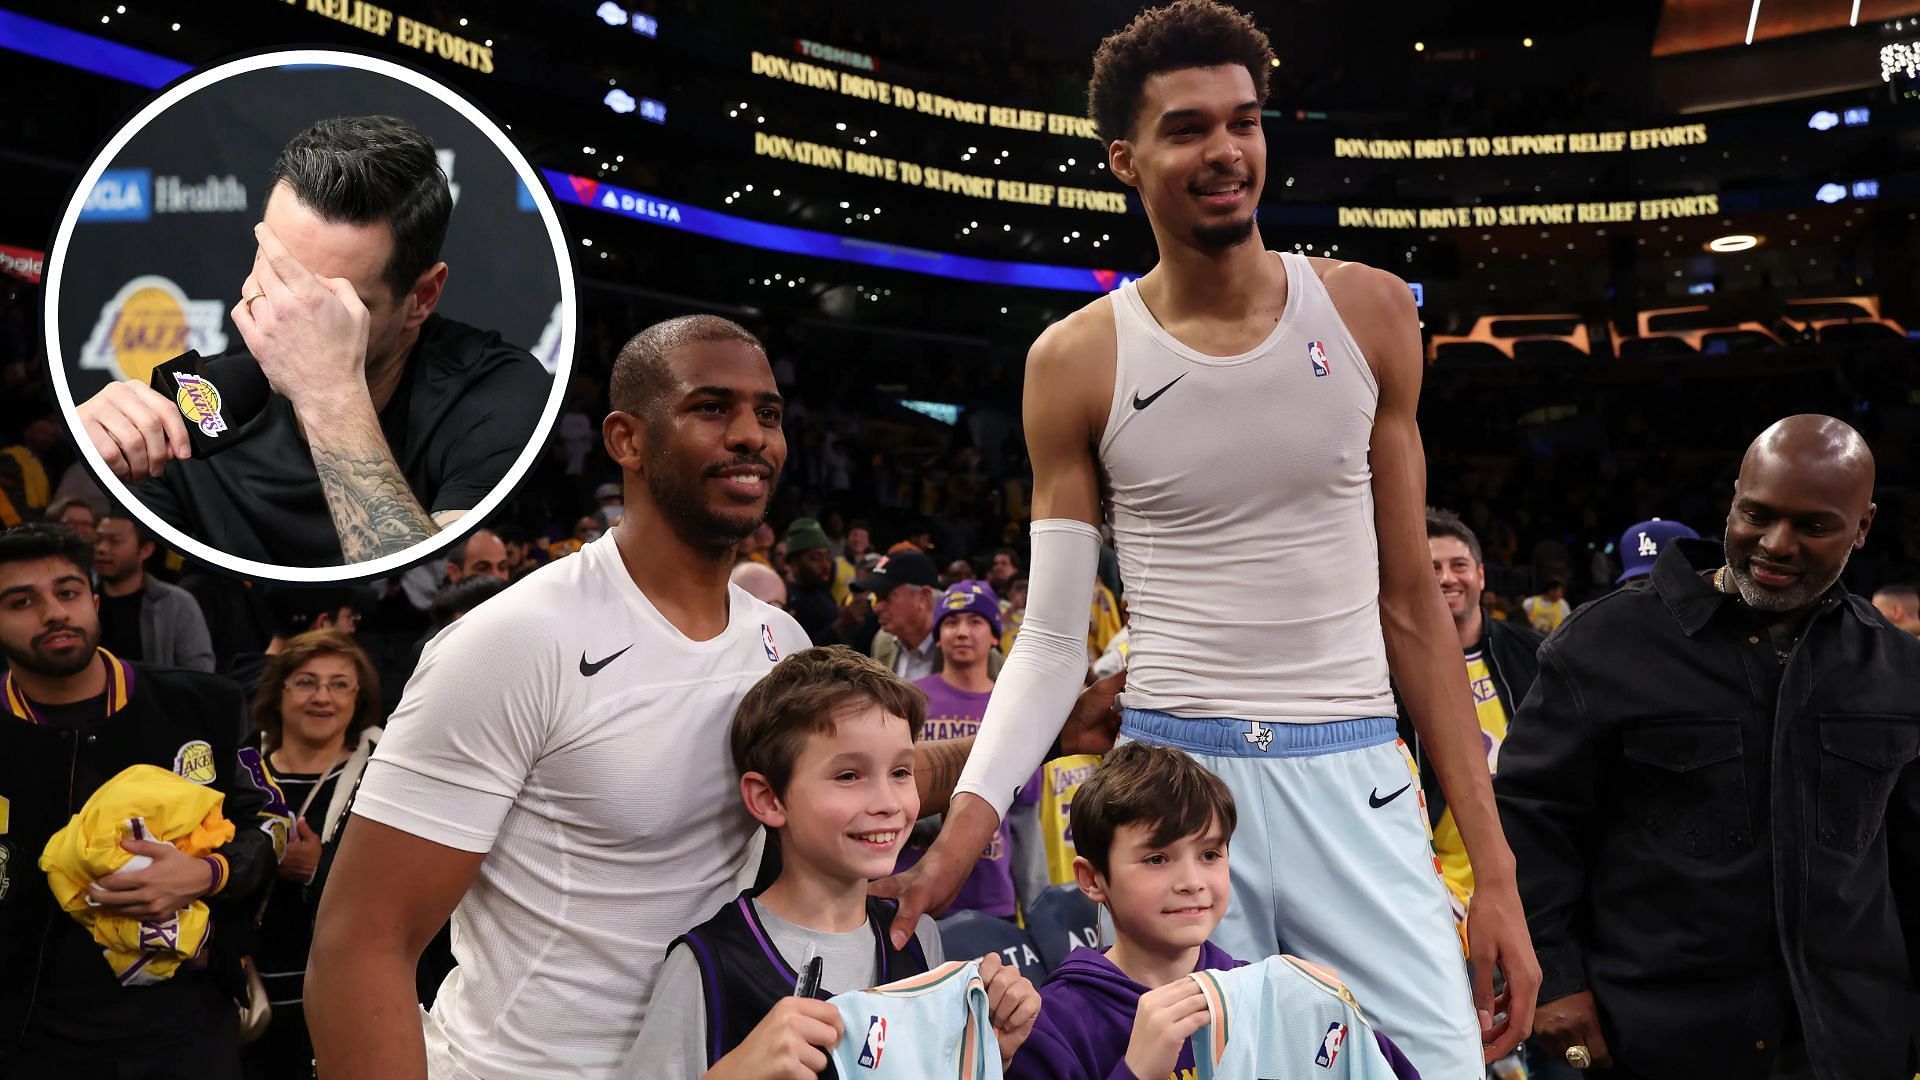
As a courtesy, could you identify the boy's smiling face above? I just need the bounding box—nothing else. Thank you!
[764,700,919,883]
[1079,817,1231,953]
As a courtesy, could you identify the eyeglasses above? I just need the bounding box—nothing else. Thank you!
[285,676,357,697]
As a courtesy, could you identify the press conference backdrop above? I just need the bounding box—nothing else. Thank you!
[56,63,566,400]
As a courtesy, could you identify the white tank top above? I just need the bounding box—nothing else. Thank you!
[1102,252,1396,722]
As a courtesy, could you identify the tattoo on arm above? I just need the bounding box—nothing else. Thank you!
[915,737,974,818]
[309,415,438,562]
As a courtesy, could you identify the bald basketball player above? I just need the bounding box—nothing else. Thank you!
[877,2,1536,1073]
[1499,415,1920,1078]
[305,314,1118,1080]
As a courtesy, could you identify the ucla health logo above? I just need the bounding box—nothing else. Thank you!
[80,169,152,222]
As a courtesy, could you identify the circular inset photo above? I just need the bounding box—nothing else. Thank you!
[45,49,575,581]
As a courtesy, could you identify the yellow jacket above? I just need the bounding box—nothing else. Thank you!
[39,765,235,985]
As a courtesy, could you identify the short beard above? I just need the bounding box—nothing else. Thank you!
[2,630,101,680]
[1192,215,1256,252]
[1724,538,1844,614]
[644,443,774,559]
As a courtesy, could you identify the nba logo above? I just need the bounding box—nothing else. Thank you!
[761,624,779,662]
[1316,1021,1347,1068]
[1308,340,1330,377]
[858,1015,886,1068]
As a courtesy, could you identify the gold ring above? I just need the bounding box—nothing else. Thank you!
[243,292,266,316]
[1565,1045,1593,1069]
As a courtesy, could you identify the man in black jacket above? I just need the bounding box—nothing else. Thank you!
[0,524,284,1078]
[1498,415,1920,1079]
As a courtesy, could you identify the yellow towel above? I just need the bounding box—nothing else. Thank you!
[40,765,234,985]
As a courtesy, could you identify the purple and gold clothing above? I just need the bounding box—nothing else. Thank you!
[896,676,1038,918]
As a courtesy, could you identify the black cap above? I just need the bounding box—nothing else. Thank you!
[852,550,939,595]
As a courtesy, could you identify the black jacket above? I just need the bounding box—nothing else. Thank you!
[0,659,281,1055]
[1396,613,1544,828]
[1496,539,1920,1079]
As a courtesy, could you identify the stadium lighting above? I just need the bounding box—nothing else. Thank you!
[597,2,627,26]
[1522,37,1534,47]
[1851,0,1861,25]
[1707,234,1759,252]
[1413,41,1425,51]
[1745,0,1761,45]
[1883,41,1920,82]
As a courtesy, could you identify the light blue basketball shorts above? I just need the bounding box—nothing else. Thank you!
[1117,709,1483,1080]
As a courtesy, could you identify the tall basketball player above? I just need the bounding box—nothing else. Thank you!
[877,3,1539,1074]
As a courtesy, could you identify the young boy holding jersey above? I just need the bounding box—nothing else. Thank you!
[1010,743,1418,1080]
[624,646,1040,1078]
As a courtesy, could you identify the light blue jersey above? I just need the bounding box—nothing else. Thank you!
[1189,955,1409,1080]
[827,959,1003,1079]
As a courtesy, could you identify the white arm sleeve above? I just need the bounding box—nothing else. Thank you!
[951,518,1101,821]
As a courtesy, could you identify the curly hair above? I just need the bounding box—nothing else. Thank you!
[1088,0,1276,145]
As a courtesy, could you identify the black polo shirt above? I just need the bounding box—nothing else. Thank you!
[137,315,549,567]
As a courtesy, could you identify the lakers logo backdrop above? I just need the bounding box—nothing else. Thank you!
[56,64,559,399]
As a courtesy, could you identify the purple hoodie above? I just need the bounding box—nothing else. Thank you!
[1007,942,1245,1080]
[1007,944,1423,1080]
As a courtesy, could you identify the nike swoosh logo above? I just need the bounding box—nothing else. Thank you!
[1131,373,1187,410]
[579,644,634,677]
[1368,783,1411,809]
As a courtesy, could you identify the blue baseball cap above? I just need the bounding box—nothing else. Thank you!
[1617,518,1698,583]
[933,580,1002,638]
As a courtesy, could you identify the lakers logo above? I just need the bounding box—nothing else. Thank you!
[261,815,291,860]
[944,589,976,612]
[173,739,216,785]
[78,275,229,383]
[173,372,228,437]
